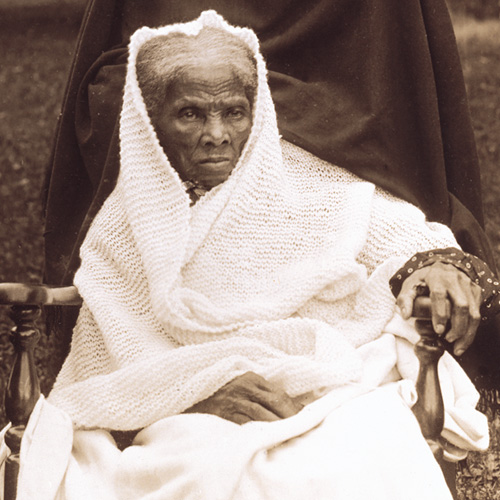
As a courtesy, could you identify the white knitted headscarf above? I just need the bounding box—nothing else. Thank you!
[48,11,458,430]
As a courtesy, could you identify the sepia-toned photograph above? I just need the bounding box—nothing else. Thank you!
[0,0,499,498]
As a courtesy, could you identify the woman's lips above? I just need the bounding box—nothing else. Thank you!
[198,157,232,169]
[199,157,231,164]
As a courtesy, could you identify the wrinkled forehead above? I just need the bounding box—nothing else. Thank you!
[167,63,255,102]
[137,27,257,88]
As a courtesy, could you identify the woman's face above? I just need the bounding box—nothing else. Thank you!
[153,62,253,190]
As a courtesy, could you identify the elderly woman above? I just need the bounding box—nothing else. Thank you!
[8,11,498,500]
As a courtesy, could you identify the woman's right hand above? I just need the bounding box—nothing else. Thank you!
[183,371,304,424]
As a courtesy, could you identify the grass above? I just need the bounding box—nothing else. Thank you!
[0,16,78,416]
[0,9,499,498]
[452,15,500,499]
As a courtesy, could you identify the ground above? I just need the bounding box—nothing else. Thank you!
[0,9,499,499]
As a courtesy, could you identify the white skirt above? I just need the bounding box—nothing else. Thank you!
[11,383,453,500]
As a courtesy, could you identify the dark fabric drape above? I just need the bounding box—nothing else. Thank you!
[43,0,499,395]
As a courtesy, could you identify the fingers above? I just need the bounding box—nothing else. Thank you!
[444,274,473,342]
[428,270,481,356]
[231,402,281,424]
[252,383,303,419]
[397,272,423,319]
[424,263,462,335]
[398,262,482,356]
[428,285,451,335]
[241,372,303,419]
[451,283,481,356]
[184,372,303,425]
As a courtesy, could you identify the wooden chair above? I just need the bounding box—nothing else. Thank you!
[1,284,81,500]
[0,282,448,500]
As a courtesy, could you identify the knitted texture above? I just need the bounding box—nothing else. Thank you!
[48,11,458,430]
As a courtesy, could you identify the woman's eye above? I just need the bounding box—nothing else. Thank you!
[180,109,199,120]
[227,108,245,119]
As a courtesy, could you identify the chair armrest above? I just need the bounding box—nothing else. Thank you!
[0,283,82,306]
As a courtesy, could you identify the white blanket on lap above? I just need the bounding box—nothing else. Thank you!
[8,10,488,500]
[14,324,486,499]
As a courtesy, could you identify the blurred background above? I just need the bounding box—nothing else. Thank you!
[0,0,499,497]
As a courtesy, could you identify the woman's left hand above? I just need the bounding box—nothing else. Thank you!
[396,261,482,356]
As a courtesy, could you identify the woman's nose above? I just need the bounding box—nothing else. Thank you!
[202,116,230,147]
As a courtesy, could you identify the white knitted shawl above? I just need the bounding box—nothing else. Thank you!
[48,11,458,430]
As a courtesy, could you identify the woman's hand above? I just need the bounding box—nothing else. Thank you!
[397,261,482,356]
[183,371,304,424]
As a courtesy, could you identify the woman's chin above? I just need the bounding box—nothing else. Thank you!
[197,162,235,188]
